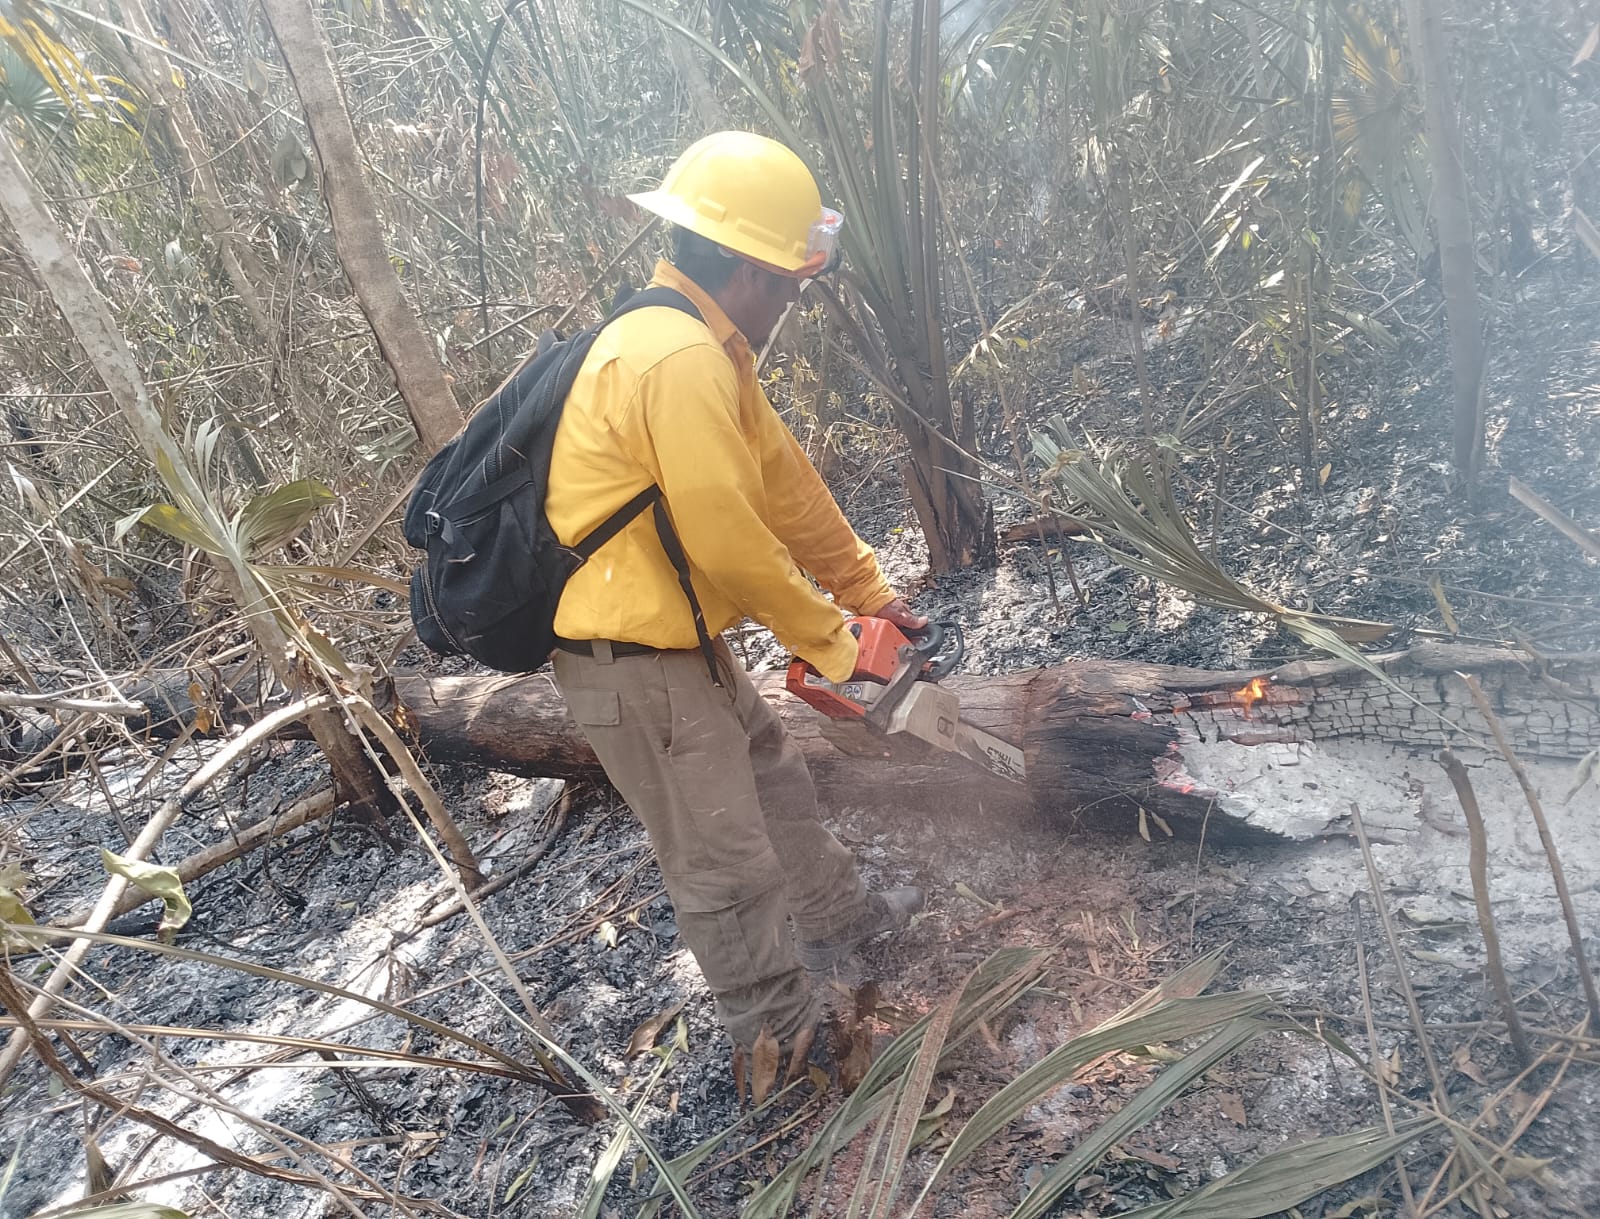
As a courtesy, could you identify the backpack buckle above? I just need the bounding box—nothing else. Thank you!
[424,510,443,536]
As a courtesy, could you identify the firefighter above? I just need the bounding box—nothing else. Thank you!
[544,130,925,1076]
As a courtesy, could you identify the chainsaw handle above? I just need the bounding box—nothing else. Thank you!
[907,620,964,681]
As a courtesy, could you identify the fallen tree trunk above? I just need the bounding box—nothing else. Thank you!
[390,643,1598,842]
[18,645,1598,843]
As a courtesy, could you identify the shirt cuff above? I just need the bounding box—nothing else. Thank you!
[806,628,860,685]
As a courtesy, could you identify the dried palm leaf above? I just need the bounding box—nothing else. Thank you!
[1033,425,1393,651]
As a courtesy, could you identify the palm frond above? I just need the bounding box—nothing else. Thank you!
[1033,424,1393,647]
[1112,1117,1439,1218]
[0,0,94,105]
[741,947,1052,1219]
[0,39,68,124]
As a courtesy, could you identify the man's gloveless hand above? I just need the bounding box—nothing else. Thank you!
[872,596,929,632]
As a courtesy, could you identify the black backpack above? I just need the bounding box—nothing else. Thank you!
[404,287,718,677]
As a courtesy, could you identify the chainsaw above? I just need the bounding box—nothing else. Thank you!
[785,618,1026,784]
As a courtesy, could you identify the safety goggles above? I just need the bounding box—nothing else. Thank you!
[803,207,845,276]
[719,206,846,279]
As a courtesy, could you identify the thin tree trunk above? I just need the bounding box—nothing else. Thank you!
[259,0,463,455]
[1404,0,1484,485]
[904,0,992,572]
[1118,167,1156,438]
[666,38,725,128]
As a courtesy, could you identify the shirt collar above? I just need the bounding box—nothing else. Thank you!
[650,260,749,357]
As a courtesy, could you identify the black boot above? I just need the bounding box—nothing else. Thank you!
[795,887,925,972]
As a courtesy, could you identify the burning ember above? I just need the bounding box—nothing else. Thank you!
[1235,677,1268,715]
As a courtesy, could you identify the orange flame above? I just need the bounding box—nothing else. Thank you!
[1235,677,1268,714]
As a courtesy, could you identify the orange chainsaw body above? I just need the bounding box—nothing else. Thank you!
[785,618,934,719]
[786,617,1027,784]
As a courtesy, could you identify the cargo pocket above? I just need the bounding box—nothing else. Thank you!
[671,857,794,994]
[564,686,621,727]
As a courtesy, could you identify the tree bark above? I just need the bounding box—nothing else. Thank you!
[70,645,1600,846]
[1403,0,1483,485]
[260,0,463,455]
[384,644,1597,842]
[666,38,726,128]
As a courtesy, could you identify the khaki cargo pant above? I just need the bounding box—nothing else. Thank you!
[552,638,869,1048]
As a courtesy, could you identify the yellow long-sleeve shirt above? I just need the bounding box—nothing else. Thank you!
[546,261,895,683]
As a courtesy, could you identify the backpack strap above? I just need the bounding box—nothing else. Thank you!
[568,285,722,687]
[650,499,721,687]
[605,284,700,324]
[572,485,658,561]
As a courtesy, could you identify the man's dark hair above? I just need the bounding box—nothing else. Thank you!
[670,225,741,294]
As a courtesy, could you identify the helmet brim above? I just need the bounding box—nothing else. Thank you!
[628,188,814,277]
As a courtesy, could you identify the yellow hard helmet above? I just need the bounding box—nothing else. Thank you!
[629,131,843,279]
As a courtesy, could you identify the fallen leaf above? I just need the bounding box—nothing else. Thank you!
[1400,906,1461,927]
[1507,1088,1537,1122]
[1565,749,1597,805]
[100,849,191,939]
[1380,1045,1402,1087]
[1319,462,1332,486]
[1326,1197,1380,1219]
[244,54,273,97]
[0,886,34,934]
[751,1026,780,1106]
[915,1085,958,1139]
[1451,1044,1487,1085]
[1138,807,1152,842]
[503,1154,539,1202]
[840,1020,873,1093]
[1573,23,1600,68]
[1217,1090,1247,1126]
[1428,574,1460,635]
[270,130,312,189]
[955,882,1001,912]
[624,998,686,1057]
[1499,1153,1555,1185]
[596,920,618,949]
[1408,948,1468,969]
[1125,1144,1181,1172]
[187,680,213,735]
[1149,810,1174,837]
[732,1043,747,1109]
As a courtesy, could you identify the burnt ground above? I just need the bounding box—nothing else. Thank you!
[0,267,1597,1218]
